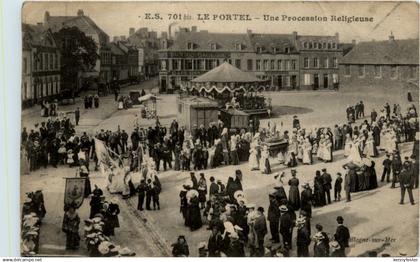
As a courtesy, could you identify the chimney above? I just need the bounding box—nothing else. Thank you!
[351,39,356,45]
[247,29,252,35]
[37,22,43,26]
[44,11,50,24]
[389,31,395,42]
[191,26,197,32]
[129,28,135,36]
[113,36,120,42]
[161,32,168,39]
[77,9,84,16]
[335,32,339,40]
[292,31,297,40]
[120,35,126,41]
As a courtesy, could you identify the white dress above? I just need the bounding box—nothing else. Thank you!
[317,140,325,159]
[249,148,259,170]
[344,139,352,157]
[302,141,312,164]
[347,141,362,165]
[363,136,377,157]
[297,140,304,160]
[323,140,332,161]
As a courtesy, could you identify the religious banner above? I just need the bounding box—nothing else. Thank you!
[64,177,86,208]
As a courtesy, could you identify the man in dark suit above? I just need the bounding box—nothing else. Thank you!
[75,107,80,126]
[279,205,293,250]
[267,194,280,243]
[292,116,300,129]
[334,216,350,257]
[321,168,332,204]
[296,217,311,257]
[399,163,415,205]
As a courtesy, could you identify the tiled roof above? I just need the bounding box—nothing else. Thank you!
[166,30,340,54]
[109,43,126,56]
[341,39,419,65]
[22,23,56,49]
[249,34,297,53]
[167,31,254,52]
[46,15,108,38]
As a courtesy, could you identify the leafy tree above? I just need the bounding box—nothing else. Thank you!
[53,26,98,96]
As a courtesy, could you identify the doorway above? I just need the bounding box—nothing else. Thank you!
[313,74,319,90]
[323,74,329,89]
[277,75,283,90]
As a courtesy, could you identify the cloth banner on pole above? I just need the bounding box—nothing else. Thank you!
[64,177,86,208]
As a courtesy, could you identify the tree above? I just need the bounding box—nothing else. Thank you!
[53,26,99,96]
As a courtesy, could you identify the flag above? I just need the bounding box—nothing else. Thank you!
[64,177,86,208]
[94,138,119,174]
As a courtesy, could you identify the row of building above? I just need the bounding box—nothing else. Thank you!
[22,9,165,106]
[158,26,419,93]
[22,11,419,106]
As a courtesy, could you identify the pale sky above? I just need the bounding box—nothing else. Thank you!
[22,1,419,43]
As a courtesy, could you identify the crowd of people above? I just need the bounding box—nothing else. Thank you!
[21,93,418,257]
[171,168,354,257]
[84,94,100,109]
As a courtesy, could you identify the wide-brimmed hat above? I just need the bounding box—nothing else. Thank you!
[198,242,207,249]
[296,217,306,225]
[234,190,245,200]
[330,241,340,249]
[246,203,256,209]
[279,205,288,212]
[314,232,325,240]
[230,232,239,240]
[119,247,135,256]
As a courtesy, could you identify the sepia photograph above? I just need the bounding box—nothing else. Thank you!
[18,1,419,258]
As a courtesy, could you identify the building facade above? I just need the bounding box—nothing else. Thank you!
[297,34,341,90]
[340,35,419,89]
[158,27,342,92]
[110,43,129,82]
[109,41,139,84]
[44,9,111,87]
[127,27,161,78]
[22,23,61,107]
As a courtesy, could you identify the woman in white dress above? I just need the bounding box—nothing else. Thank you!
[208,143,216,168]
[344,134,352,157]
[363,132,378,157]
[323,135,332,162]
[317,135,325,160]
[347,135,363,165]
[388,130,397,153]
[249,143,260,171]
[260,145,271,174]
[297,135,304,161]
[302,137,313,165]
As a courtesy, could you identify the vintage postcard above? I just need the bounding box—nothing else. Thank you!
[20,1,419,258]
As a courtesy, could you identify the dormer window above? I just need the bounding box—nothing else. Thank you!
[308,42,313,49]
[272,47,278,54]
[322,42,327,49]
[327,42,332,49]
[284,47,290,53]
[332,42,337,49]
[210,43,217,50]
[256,46,262,53]
[303,42,308,49]
[235,43,242,51]
[187,42,194,50]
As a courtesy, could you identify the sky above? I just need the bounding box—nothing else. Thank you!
[22,1,419,43]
